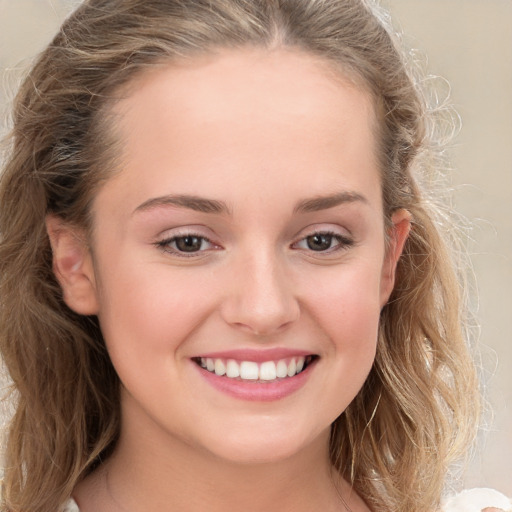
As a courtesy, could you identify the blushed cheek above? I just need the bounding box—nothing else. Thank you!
[314,284,380,414]
[96,263,220,361]
[313,269,382,340]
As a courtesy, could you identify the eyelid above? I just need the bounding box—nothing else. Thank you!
[291,226,355,253]
[154,228,222,257]
[153,224,354,258]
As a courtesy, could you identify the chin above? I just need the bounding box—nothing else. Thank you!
[199,421,329,466]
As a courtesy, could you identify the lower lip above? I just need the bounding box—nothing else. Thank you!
[193,360,316,402]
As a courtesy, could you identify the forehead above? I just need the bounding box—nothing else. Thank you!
[114,47,376,141]
[98,48,381,216]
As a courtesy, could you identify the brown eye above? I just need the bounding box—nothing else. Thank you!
[174,235,205,252]
[306,234,335,251]
[293,230,354,254]
[156,234,215,256]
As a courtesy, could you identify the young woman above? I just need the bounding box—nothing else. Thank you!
[0,1,510,511]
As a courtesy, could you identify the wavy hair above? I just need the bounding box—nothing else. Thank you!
[0,1,479,511]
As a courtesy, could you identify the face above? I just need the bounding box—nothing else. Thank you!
[52,48,409,465]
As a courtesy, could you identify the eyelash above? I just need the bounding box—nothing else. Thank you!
[155,232,217,258]
[292,230,354,254]
[155,230,354,258]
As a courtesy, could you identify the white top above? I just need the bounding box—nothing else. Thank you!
[62,488,512,511]
[441,488,512,511]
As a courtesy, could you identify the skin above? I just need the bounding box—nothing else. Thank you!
[48,48,411,511]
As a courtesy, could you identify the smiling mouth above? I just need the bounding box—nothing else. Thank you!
[192,355,318,382]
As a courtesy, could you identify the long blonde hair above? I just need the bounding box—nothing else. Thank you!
[0,1,478,511]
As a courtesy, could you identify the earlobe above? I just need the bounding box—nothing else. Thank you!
[380,209,411,306]
[46,215,99,316]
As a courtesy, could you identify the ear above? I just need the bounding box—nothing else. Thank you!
[46,215,99,315]
[379,209,411,307]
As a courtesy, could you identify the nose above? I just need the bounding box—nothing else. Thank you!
[219,249,300,336]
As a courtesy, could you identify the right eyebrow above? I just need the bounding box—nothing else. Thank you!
[132,194,231,216]
[293,191,368,214]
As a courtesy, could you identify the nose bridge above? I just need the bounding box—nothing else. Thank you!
[221,242,299,335]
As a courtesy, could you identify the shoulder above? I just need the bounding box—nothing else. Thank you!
[441,488,512,512]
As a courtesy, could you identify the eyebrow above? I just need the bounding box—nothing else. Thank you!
[133,194,230,215]
[133,190,368,216]
[293,191,368,213]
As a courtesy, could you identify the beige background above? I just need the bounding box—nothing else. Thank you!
[1,0,511,496]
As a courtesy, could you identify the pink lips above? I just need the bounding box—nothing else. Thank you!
[191,348,317,402]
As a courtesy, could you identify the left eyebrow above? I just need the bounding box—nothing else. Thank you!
[293,191,368,214]
[133,194,231,215]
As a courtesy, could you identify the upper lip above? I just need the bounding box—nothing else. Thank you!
[192,348,315,362]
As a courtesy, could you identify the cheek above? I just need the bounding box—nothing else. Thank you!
[301,259,383,357]
[95,257,219,364]
[294,265,382,425]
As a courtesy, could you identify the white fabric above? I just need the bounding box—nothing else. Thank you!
[62,488,512,511]
[61,498,80,512]
[442,488,512,511]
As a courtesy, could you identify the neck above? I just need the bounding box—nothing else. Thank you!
[74,397,368,512]
[105,428,339,511]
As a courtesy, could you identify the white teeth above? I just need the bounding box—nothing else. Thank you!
[199,356,311,381]
[276,359,288,378]
[259,361,277,381]
[226,359,240,378]
[240,361,259,380]
[214,359,226,376]
[287,358,297,377]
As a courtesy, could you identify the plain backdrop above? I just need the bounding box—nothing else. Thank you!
[1,0,511,497]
